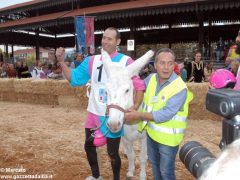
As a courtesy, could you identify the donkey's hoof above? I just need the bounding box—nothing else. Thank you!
[140,172,146,180]
[126,171,134,178]
[125,177,132,180]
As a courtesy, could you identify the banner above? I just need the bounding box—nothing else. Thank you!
[75,16,95,56]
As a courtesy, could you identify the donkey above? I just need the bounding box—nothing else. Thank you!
[101,49,154,179]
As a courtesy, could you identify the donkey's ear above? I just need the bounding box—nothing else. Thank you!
[101,49,112,77]
[126,50,154,77]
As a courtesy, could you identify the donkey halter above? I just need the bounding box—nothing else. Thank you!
[90,104,128,136]
[107,104,129,114]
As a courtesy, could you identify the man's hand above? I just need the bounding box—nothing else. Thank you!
[56,47,65,63]
[125,110,153,123]
[125,110,141,122]
[55,47,71,81]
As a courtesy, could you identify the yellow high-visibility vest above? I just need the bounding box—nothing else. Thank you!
[228,45,240,59]
[138,74,193,146]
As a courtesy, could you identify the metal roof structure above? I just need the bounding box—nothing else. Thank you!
[0,0,239,49]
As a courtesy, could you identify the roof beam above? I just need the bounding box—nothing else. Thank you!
[0,0,205,30]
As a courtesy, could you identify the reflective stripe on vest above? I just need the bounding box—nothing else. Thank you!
[142,101,187,123]
[142,102,152,112]
[148,122,185,134]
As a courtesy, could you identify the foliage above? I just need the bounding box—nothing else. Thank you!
[25,54,36,67]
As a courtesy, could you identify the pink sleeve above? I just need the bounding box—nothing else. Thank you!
[234,66,240,90]
[127,58,145,91]
[88,56,95,78]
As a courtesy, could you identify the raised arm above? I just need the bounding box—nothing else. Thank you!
[56,47,71,82]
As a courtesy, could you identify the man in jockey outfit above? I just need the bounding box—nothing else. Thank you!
[125,48,193,180]
[56,27,145,180]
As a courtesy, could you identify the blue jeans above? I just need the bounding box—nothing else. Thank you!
[147,135,179,180]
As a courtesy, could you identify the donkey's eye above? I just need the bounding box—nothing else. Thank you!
[125,89,129,93]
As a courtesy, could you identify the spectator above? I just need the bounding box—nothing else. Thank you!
[47,62,64,80]
[188,51,205,83]
[71,53,84,69]
[46,63,53,77]
[19,61,31,78]
[231,60,240,77]
[5,63,16,78]
[216,37,225,62]
[234,63,240,90]
[180,61,188,82]
[224,56,232,71]
[139,63,155,79]
[31,60,46,79]
[227,30,240,59]
[15,61,22,78]
[204,61,214,82]
[0,61,7,78]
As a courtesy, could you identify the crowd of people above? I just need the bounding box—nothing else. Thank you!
[0,53,84,80]
[178,31,240,91]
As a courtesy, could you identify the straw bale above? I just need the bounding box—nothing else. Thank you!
[58,95,82,108]
[13,78,33,93]
[58,86,88,108]
[0,78,14,92]
[16,93,35,103]
[31,94,59,105]
[73,86,88,107]
[51,80,75,96]
[0,92,16,101]
[187,82,221,121]
[31,79,54,95]
[0,78,222,121]
[15,92,58,105]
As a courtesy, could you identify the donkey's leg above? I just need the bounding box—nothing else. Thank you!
[139,133,147,180]
[122,137,135,179]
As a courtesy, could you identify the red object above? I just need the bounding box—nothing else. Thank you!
[174,63,180,75]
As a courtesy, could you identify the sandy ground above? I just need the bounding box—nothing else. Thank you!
[0,101,222,180]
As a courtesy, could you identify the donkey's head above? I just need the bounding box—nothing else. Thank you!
[102,50,154,133]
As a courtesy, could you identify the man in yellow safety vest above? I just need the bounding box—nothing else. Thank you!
[125,48,193,180]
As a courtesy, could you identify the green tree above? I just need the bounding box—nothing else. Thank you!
[26,54,36,67]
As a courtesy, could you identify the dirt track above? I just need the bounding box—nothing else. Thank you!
[0,101,222,180]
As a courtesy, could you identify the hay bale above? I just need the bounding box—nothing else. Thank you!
[58,95,81,108]
[51,80,75,96]
[0,78,221,121]
[58,86,88,108]
[16,92,58,105]
[16,93,34,103]
[0,78,14,92]
[13,78,33,93]
[32,94,59,105]
[187,82,221,121]
[187,82,209,105]
[31,79,54,95]
[73,86,88,108]
[0,92,16,101]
